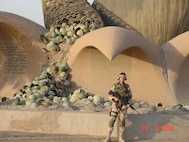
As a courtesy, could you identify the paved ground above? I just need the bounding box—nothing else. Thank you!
[0,132,188,142]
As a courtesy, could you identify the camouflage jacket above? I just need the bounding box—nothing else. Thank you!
[109,82,132,103]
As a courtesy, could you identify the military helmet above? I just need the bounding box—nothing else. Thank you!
[117,72,127,80]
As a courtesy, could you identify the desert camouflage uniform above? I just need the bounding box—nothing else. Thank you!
[105,82,132,142]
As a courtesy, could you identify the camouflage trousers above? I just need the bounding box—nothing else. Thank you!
[108,101,127,129]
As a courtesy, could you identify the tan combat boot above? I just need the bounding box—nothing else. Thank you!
[104,127,114,142]
[119,127,125,142]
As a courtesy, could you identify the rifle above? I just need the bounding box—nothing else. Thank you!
[109,90,140,114]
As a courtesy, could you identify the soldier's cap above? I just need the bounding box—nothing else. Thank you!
[117,72,127,80]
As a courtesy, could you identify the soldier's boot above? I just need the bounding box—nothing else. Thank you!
[119,127,126,142]
[104,127,114,142]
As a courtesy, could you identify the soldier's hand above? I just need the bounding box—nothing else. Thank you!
[126,104,130,108]
[112,96,119,102]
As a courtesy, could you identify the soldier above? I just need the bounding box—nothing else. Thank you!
[104,72,132,142]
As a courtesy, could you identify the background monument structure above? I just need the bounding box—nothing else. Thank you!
[0,0,189,141]
[64,0,189,104]
[90,0,189,104]
[0,12,47,98]
[0,0,189,105]
[92,0,189,46]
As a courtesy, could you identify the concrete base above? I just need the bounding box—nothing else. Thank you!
[0,109,188,141]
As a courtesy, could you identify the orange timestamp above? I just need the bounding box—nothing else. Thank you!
[141,125,174,133]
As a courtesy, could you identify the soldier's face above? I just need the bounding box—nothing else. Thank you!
[119,76,125,83]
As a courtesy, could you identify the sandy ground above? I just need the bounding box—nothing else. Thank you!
[0,132,188,142]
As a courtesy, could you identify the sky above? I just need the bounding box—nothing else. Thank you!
[0,0,94,27]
